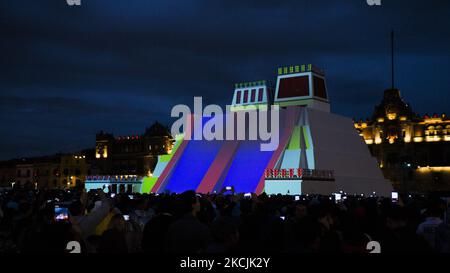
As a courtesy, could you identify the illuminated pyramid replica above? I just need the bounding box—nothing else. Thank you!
[143,64,393,196]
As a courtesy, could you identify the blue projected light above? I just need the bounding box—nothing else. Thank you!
[164,140,223,193]
[164,116,223,193]
[221,141,274,193]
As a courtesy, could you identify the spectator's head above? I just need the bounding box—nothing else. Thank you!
[176,190,200,217]
[155,196,174,215]
[197,196,215,224]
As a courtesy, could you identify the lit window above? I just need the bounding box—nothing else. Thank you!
[103,146,108,158]
[387,113,397,120]
[389,137,395,144]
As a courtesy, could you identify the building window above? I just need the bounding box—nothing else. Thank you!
[250,89,256,102]
[243,90,248,103]
[235,91,241,104]
[387,112,397,120]
[258,88,263,101]
[277,76,309,99]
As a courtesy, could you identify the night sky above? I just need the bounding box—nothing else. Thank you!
[1,0,449,160]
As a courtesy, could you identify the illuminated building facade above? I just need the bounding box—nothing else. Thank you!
[0,122,173,189]
[93,122,174,177]
[60,153,90,188]
[0,152,91,189]
[355,88,450,192]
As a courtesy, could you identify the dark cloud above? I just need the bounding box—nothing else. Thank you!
[0,0,449,159]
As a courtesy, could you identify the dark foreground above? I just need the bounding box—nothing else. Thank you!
[0,187,449,253]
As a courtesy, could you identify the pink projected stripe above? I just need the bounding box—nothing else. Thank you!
[196,141,240,194]
[151,115,193,193]
[255,107,299,194]
[151,139,188,193]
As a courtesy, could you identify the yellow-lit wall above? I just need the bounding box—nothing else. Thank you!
[58,154,90,188]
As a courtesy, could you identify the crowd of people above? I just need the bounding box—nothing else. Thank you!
[0,186,449,253]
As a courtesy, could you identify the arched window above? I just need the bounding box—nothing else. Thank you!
[426,126,436,136]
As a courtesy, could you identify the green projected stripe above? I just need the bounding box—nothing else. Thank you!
[287,126,301,150]
[303,126,310,149]
[230,104,268,111]
[141,177,158,193]
[160,155,172,162]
